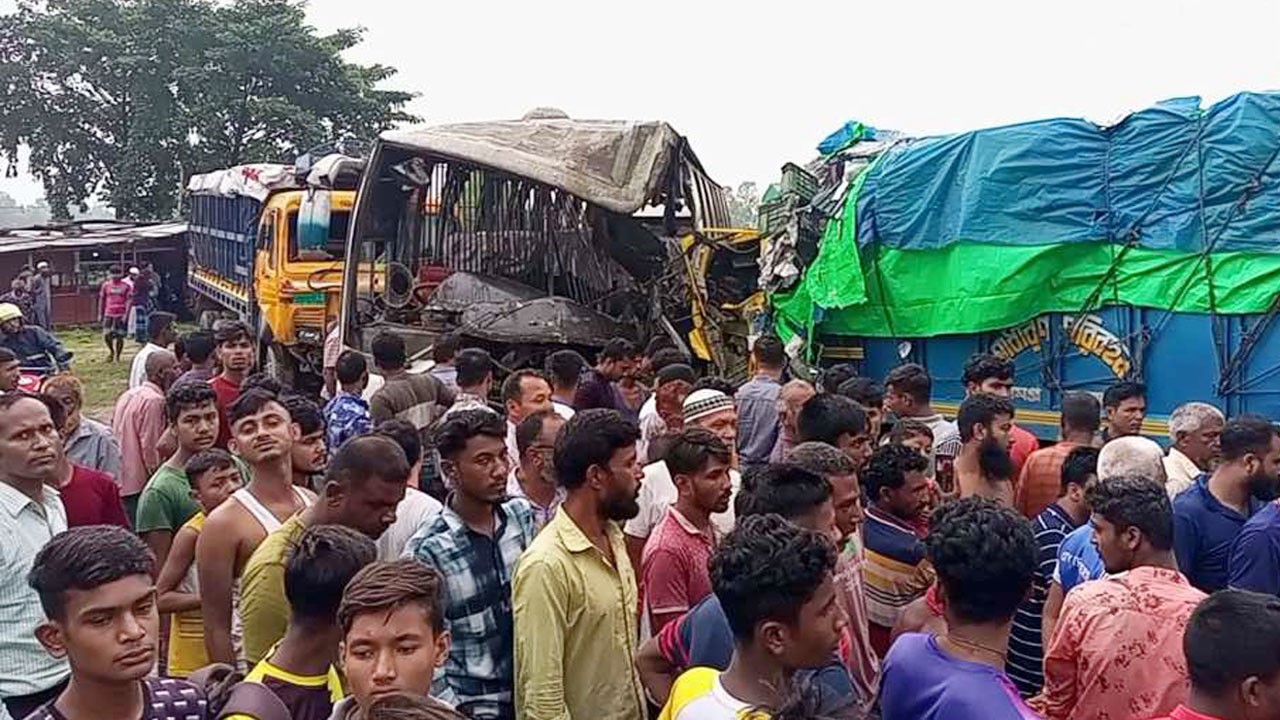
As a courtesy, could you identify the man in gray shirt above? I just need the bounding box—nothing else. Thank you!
[735,335,787,474]
[27,262,51,331]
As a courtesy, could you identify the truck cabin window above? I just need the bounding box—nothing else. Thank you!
[288,209,350,262]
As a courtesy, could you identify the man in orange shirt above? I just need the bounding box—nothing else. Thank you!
[1035,475,1206,720]
[1016,392,1100,519]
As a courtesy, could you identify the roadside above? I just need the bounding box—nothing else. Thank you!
[57,324,196,423]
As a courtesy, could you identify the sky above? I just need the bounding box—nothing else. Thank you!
[5,0,1280,205]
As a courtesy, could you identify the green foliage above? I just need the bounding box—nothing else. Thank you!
[0,0,417,220]
[727,181,761,228]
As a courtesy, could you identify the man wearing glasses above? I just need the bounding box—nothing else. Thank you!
[511,410,568,533]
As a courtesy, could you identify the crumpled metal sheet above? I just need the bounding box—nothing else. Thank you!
[429,272,634,346]
[381,118,694,216]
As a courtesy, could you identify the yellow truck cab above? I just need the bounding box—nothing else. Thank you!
[186,154,363,390]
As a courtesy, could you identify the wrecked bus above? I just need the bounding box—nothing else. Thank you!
[767,93,1280,439]
[339,110,755,377]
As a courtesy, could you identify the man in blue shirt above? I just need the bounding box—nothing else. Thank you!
[1176,414,1280,592]
[1226,422,1280,596]
[734,335,786,474]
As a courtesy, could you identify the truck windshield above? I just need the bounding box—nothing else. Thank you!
[288,210,350,261]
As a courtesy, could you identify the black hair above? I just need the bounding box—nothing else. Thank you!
[501,369,550,409]
[957,393,1016,443]
[185,448,237,490]
[553,408,640,490]
[837,377,885,409]
[599,338,637,362]
[515,410,562,458]
[0,347,15,364]
[434,408,507,461]
[339,559,445,635]
[371,331,407,371]
[284,525,377,623]
[752,335,786,370]
[1220,413,1280,462]
[147,311,177,342]
[818,364,858,395]
[926,497,1036,623]
[241,372,284,397]
[545,350,587,390]
[373,419,423,467]
[182,330,216,365]
[1185,589,1280,696]
[655,363,696,388]
[1103,381,1146,409]
[644,335,675,358]
[648,348,691,374]
[665,426,732,476]
[336,350,368,386]
[281,394,325,437]
[884,363,932,404]
[109,264,122,274]
[711,514,836,640]
[862,444,929,500]
[213,320,252,347]
[228,388,289,428]
[454,348,493,388]
[1061,391,1102,434]
[795,394,868,445]
[1086,474,1174,551]
[888,419,933,443]
[324,434,411,489]
[431,333,461,364]
[164,382,218,426]
[1061,446,1100,495]
[29,525,155,620]
[647,433,680,466]
[173,336,187,363]
[28,392,66,433]
[961,353,1014,386]
[692,376,738,397]
[737,463,832,520]
[786,441,858,477]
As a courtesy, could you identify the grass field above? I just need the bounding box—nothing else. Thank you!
[58,326,142,422]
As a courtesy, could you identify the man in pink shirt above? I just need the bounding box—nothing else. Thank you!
[641,426,733,635]
[111,350,179,525]
[1035,475,1206,720]
[98,265,133,362]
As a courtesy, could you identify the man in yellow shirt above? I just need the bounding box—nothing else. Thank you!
[513,409,647,720]
[225,524,377,720]
[239,434,410,664]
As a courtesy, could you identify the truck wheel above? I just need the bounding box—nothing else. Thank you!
[265,343,296,389]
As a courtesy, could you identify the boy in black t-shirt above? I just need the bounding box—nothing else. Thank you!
[26,525,208,720]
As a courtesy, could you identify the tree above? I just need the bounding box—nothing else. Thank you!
[726,181,760,228]
[0,0,416,220]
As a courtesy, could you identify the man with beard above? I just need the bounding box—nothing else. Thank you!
[513,409,646,720]
[954,393,1017,506]
[197,389,315,667]
[406,409,536,719]
[962,353,1040,477]
[573,338,636,412]
[641,427,733,635]
[1173,414,1280,593]
[1227,423,1280,597]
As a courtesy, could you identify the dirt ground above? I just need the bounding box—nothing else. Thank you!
[59,325,195,423]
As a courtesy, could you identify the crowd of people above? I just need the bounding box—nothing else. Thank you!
[3,311,1280,720]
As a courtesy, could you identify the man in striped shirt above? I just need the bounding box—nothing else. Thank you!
[1006,446,1097,697]
[862,444,934,658]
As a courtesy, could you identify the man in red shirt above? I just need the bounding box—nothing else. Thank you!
[962,353,1040,477]
[1148,589,1280,720]
[1016,392,1101,519]
[31,393,129,528]
[98,264,132,362]
[641,426,733,634]
[211,320,255,449]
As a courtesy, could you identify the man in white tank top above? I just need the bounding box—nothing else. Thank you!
[196,389,315,667]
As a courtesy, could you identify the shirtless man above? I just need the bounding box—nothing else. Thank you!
[953,393,1016,506]
[195,388,314,666]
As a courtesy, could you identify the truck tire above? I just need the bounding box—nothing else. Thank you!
[265,342,296,389]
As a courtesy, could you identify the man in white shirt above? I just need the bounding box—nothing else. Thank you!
[1164,402,1226,499]
[127,311,176,389]
[373,420,442,560]
[0,395,70,719]
[501,369,556,471]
